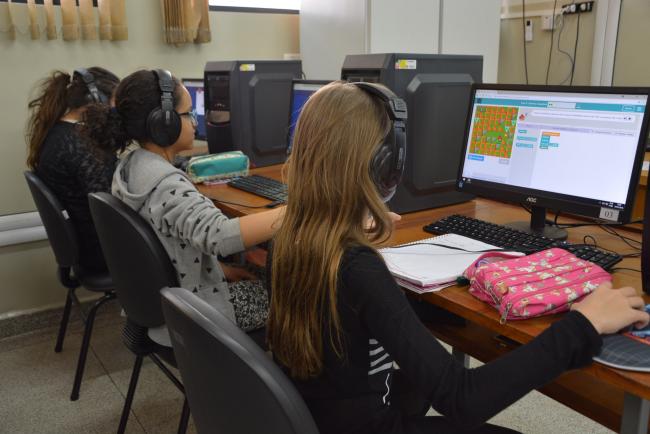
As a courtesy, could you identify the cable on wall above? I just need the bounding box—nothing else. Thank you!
[569,7,581,85]
[545,0,558,85]
[557,13,575,85]
[522,0,529,84]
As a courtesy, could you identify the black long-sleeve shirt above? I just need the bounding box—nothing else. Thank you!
[273,246,602,434]
[35,121,116,272]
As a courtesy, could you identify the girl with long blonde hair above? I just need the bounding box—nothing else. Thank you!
[268,81,648,434]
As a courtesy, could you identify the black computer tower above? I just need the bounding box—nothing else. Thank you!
[204,60,302,167]
[341,53,482,214]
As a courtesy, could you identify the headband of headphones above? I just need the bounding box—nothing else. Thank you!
[146,69,182,147]
[73,68,108,104]
[352,82,408,203]
[352,82,408,123]
[153,69,176,117]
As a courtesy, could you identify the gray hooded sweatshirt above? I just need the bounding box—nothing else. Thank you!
[112,149,244,345]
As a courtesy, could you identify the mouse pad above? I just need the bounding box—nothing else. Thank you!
[593,305,650,372]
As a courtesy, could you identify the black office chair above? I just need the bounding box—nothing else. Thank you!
[161,287,320,434]
[24,171,116,401]
[88,192,189,434]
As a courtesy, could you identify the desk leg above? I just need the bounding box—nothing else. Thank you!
[621,393,650,434]
[452,348,470,368]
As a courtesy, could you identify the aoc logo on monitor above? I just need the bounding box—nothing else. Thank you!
[526,196,538,204]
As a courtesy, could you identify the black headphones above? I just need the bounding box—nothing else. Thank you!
[352,82,407,203]
[146,69,182,147]
[73,68,108,104]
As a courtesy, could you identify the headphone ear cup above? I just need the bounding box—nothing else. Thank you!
[371,142,396,202]
[147,108,182,147]
[371,125,406,203]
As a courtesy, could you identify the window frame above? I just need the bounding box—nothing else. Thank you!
[208,0,299,14]
[0,0,299,14]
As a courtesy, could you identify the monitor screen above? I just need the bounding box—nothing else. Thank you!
[457,85,650,225]
[182,79,207,141]
[287,81,330,153]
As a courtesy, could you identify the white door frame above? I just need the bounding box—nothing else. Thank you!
[591,0,621,86]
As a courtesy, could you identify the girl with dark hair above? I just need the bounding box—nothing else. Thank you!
[268,82,650,434]
[26,67,120,272]
[83,69,283,346]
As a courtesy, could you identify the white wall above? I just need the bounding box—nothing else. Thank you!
[613,0,650,86]
[300,0,501,83]
[299,0,368,79]
[369,0,440,54]
[441,0,501,83]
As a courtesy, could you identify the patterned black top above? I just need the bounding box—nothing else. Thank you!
[271,246,603,434]
[35,121,116,272]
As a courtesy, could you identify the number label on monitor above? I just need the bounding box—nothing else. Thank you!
[599,208,620,222]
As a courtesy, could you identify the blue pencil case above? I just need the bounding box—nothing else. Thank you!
[186,151,249,183]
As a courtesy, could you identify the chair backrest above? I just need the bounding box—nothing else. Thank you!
[161,287,320,434]
[24,171,79,268]
[88,192,178,328]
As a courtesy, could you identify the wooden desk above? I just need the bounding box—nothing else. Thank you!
[197,164,285,216]
[199,164,650,434]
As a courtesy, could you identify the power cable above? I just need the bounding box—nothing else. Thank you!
[570,7,581,85]
[545,0,558,85]
[522,0,529,84]
[557,8,575,84]
[609,267,642,274]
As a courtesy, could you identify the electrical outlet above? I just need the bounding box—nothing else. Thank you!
[561,1,593,15]
[541,14,558,30]
[525,19,533,42]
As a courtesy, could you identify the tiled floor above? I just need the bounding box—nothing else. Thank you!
[0,302,614,434]
[0,302,194,434]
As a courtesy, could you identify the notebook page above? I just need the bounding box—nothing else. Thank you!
[394,277,456,294]
[380,234,520,286]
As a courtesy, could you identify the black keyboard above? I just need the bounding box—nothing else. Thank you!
[228,175,288,203]
[423,214,622,270]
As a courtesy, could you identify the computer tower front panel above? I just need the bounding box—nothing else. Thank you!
[342,53,482,214]
[234,61,302,167]
[205,65,235,154]
[244,72,299,166]
[389,73,475,213]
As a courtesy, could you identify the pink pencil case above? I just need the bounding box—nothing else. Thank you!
[463,248,611,323]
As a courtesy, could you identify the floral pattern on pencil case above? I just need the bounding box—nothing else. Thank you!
[463,248,611,323]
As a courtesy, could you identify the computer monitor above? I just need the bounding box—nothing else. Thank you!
[182,78,207,141]
[287,80,331,154]
[457,84,650,240]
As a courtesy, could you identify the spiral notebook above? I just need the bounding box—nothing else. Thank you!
[380,234,522,290]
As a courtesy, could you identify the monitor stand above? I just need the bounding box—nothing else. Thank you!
[505,205,568,241]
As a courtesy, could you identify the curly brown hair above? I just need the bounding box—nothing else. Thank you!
[26,67,118,169]
[80,69,182,153]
